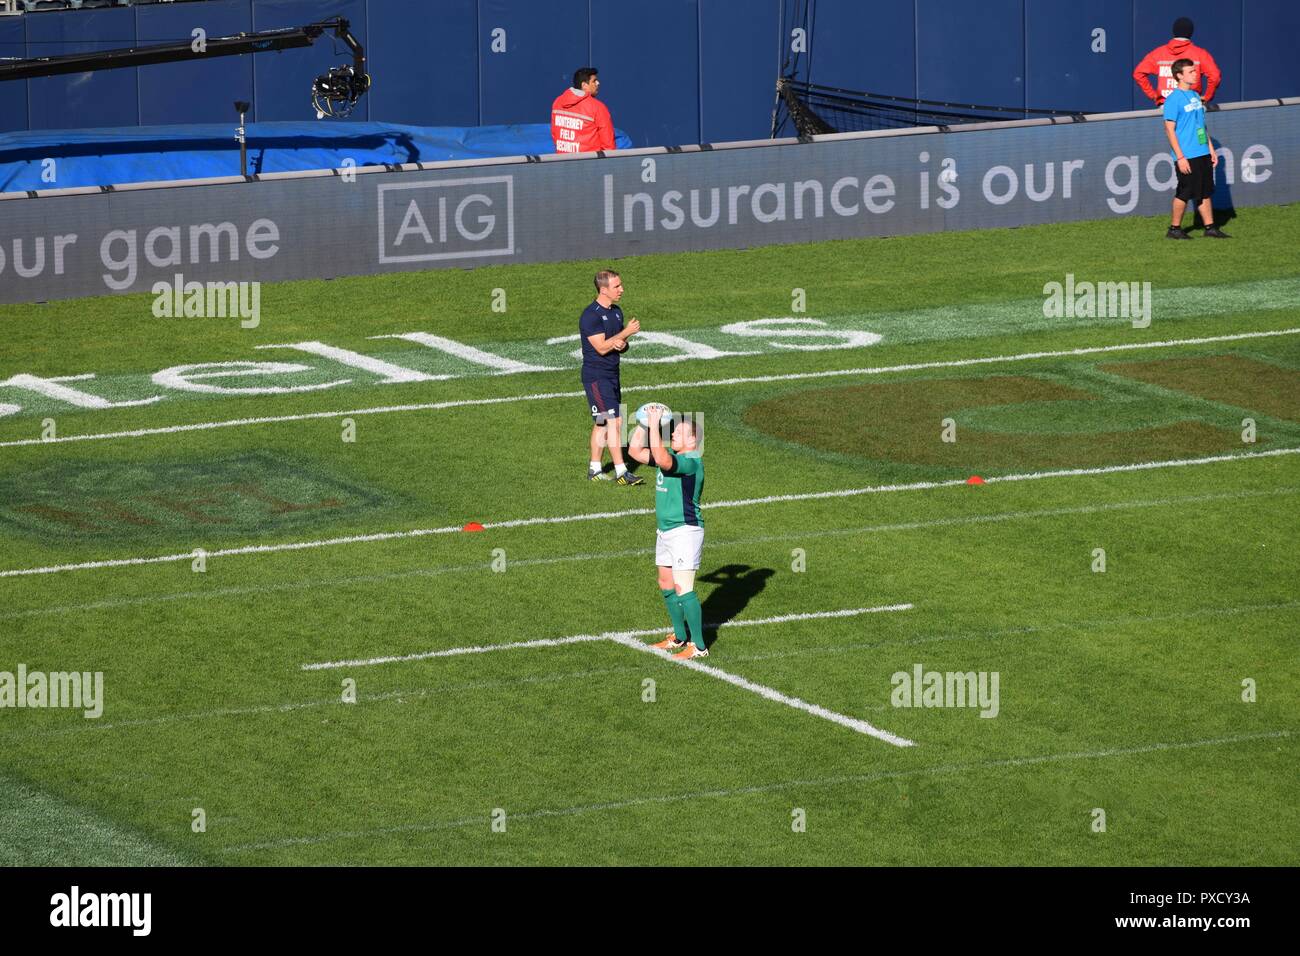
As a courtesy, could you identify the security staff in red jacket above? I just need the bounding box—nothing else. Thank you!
[551,67,616,153]
[1133,17,1221,106]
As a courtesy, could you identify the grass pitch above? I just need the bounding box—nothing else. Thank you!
[0,207,1297,865]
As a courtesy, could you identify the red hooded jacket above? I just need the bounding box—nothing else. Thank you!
[1133,37,1221,104]
[551,88,615,153]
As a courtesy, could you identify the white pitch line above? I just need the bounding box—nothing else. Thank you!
[604,627,916,747]
[5,485,1294,622]
[3,446,1297,579]
[215,729,1293,854]
[2,327,1296,449]
[300,605,917,747]
[300,604,913,671]
[302,633,611,670]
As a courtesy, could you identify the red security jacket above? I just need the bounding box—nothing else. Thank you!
[551,88,616,153]
[1133,37,1221,104]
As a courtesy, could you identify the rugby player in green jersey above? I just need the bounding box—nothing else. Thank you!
[627,404,707,659]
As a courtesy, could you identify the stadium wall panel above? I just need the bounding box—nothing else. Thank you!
[700,0,783,143]
[136,0,255,127]
[1024,0,1133,114]
[1,2,1295,144]
[0,18,26,134]
[477,0,587,127]
[24,6,139,131]
[591,0,701,148]
[1,100,1295,305]
[367,0,480,127]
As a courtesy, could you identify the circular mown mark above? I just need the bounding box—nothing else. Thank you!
[743,374,1248,472]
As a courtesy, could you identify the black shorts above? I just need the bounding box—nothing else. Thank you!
[583,377,621,424]
[1175,153,1214,202]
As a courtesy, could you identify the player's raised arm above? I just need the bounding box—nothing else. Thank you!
[647,405,674,470]
[627,422,652,465]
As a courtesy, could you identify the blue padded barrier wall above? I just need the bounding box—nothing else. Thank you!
[25,6,138,131]
[0,18,26,135]
[368,0,479,127]
[700,0,782,142]
[807,0,915,99]
[478,0,588,127]
[916,0,1025,112]
[591,0,700,147]
[1024,1,1133,114]
[0,0,1295,144]
[136,0,254,126]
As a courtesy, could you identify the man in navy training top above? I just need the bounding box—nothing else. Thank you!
[1163,59,1229,239]
[580,269,643,484]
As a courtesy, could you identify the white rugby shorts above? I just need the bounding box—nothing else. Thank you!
[655,525,704,570]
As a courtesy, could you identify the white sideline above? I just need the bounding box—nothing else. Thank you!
[2,446,1296,579]
[214,729,1293,854]
[301,605,913,671]
[1,327,1296,449]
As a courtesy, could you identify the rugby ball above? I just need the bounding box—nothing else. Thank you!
[635,402,672,427]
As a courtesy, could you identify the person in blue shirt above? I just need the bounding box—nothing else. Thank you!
[1162,59,1229,239]
[580,270,643,484]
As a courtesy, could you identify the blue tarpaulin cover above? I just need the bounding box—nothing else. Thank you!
[0,122,633,192]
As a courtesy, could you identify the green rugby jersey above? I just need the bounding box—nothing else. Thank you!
[655,451,704,532]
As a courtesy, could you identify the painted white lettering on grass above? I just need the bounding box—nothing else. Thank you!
[255,342,442,383]
[546,331,756,364]
[151,362,349,395]
[2,448,1297,579]
[720,318,882,350]
[6,327,1296,448]
[373,331,557,374]
[0,373,161,409]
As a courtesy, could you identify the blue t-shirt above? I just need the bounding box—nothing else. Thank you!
[1163,89,1210,160]
[579,300,623,381]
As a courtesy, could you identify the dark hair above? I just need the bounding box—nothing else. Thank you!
[573,67,598,89]
[594,269,620,292]
[1171,58,1196,79]
[1172,17,1194,38]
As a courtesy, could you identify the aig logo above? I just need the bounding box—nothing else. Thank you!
[377,176,515,263]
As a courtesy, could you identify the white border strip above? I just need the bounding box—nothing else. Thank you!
[3,327,1296,449]
[3,447,1296,579]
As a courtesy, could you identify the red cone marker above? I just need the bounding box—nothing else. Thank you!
[463,522,486,532]
[966,476,985,485]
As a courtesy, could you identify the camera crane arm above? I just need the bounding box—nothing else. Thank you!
[0,16,369,117]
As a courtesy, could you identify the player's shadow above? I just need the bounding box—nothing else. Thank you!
[699,564,776,648]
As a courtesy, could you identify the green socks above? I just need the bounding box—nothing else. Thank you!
[678,590,704,648]
[661,588,688,642]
